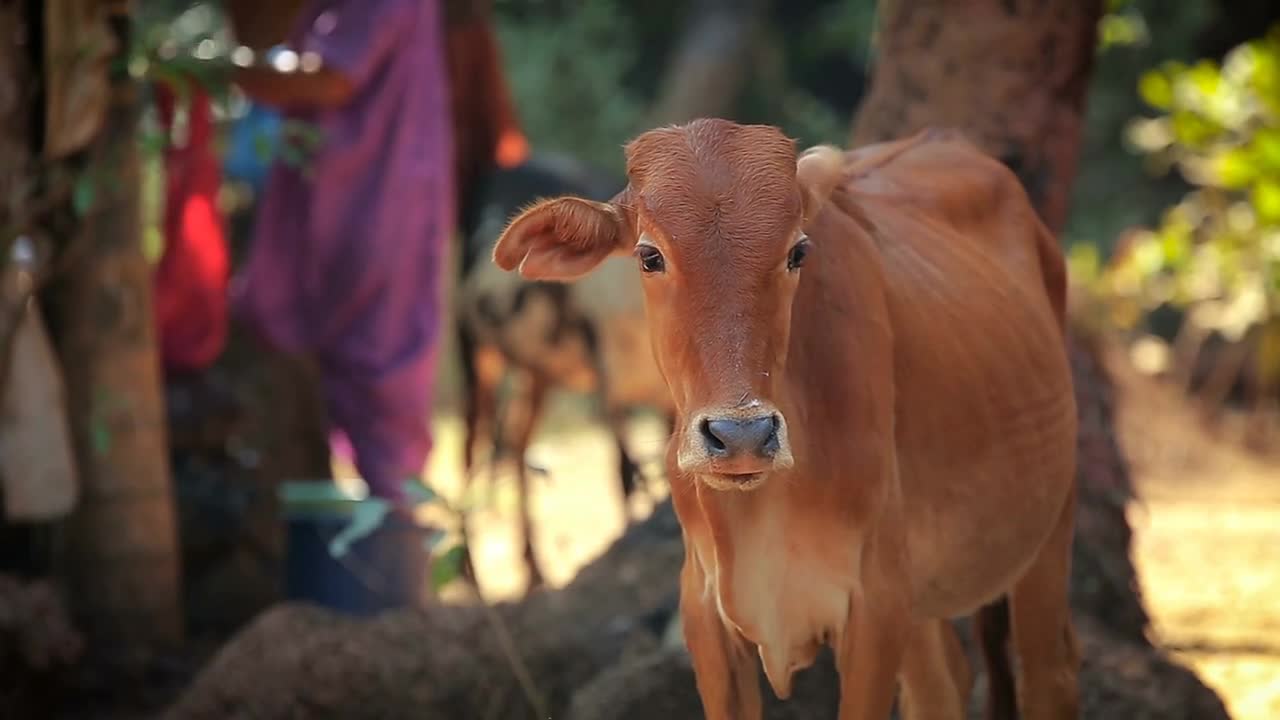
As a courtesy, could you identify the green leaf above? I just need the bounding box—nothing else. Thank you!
[327,499,390,559]
[73,174,96,217]
[1160,226,1191,270]
[1067,243,1100,285]
[1170,110,1222,151]
[1184,60,1224,100]
[1213,147,1257,189]
[137,128,168,157]
[1253,179,1280,225]
[431,544,467,592]
[1253,128,1280,175]
[90,421,111,457]
[1098,12,1148,52]
[1138,69,1173,110]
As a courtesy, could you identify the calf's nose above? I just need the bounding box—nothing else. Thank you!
[700,414,780,459]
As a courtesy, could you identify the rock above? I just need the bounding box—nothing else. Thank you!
[0,575,84,717]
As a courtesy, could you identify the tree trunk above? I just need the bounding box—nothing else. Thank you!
[852,0,1102,234]
[0,0,29,242]
[43,2,184,652]
[646,0,770,126]
[851,0,1151,642]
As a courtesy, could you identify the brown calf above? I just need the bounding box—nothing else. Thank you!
[493,119,1079,720]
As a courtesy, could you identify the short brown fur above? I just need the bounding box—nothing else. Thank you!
[492,118,1079,720]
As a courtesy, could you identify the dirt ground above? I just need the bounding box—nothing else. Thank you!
[1110,356,1280,720]
[337,353,1279,720]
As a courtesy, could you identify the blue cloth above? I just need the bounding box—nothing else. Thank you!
[223,102,282,194]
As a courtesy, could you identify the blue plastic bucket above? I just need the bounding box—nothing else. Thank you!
[279,481,429,615]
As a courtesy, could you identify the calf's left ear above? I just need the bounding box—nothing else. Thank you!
[493,197,627,281]
[797,145,845,226]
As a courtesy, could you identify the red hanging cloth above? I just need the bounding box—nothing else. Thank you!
[152,81,230,374]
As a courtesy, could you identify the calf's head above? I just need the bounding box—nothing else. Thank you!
[493,119,843,490]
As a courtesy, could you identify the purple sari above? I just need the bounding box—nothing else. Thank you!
[232,0,454,501]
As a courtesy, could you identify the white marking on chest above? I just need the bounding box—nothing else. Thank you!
[707,507,858,698]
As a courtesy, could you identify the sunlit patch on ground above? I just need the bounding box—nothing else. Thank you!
[331,394,671,600]
[1116,359,1280,720]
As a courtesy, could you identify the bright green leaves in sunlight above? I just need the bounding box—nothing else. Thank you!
[1256,179,1280,225]
[1094,25,1280,358]
[1138,68,1175,110]
[1098,0,1149,52]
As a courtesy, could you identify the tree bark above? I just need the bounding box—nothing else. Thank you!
[43,1,184,652]
[646,0,771,127]
[0,0,29,241]
[851,0,1103,234]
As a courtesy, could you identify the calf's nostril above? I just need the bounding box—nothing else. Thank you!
[701,414,781,458]
[700,418,729,456]
[760,415,781,457]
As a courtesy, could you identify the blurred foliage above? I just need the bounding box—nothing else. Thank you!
[1075,24,1280,385]
[1099,0,1150,52]
[493,0,645,176]
[492,0,873,174]
[1065,0,1218,249]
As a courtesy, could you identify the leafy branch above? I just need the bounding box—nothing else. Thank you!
[1074,24,1280,394]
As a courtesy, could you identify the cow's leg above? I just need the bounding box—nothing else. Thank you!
[462,341,505,487]
[897,618,971,720]
[974,597,1017,720]
[509,372,549,594]
[836,539,911,720]
[1008,485,1080,720]
[457,333,505,587]
[605,408,645,520]
[457,322,482,481]
[480,347,512,490]
[588,342,645,517]
[679,551,762,720]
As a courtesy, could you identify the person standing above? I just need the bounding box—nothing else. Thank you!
[226,0,453,507]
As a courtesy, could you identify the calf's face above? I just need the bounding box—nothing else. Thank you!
[493,120,843,491]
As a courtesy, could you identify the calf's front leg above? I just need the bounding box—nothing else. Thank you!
[680,551,762,720]
[837,535,912,720]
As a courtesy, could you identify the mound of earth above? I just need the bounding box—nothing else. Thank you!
[568,616,1229,720]
[0,575,84,717]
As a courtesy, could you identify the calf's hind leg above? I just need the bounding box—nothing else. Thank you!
[1009,485,1080,720]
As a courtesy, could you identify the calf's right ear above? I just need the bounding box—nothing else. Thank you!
[492,197,627,281]
[797,145,845,226]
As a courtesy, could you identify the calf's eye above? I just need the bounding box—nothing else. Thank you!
[636,245,666,274]
[786,237,811,272]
